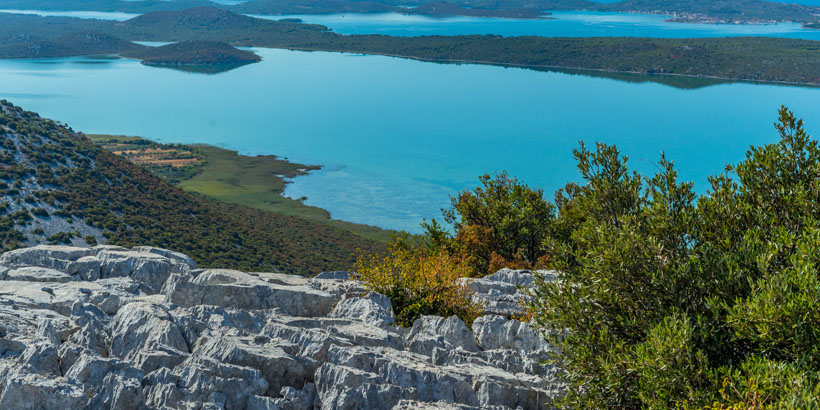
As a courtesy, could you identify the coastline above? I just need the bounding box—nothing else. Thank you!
[86,134,395,243]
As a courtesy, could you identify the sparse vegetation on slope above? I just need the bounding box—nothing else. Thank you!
[0,101,384,274]
[88,134,393,242]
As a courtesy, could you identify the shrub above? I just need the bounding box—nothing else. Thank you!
[355,237,482,327]
[530,107,820,408]
[423,172,554,276]
[47,231,77,245]
[30,208,48,217]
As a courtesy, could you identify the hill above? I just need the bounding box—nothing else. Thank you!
[123,40,261,69]
[110,6,333,44]
[0,101,384,274]
[86,134,394,242]
[401,1,549,18]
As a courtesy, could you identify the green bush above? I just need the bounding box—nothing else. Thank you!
[530,107,820,409]
[423,172,554,276]
[355,236,482,327]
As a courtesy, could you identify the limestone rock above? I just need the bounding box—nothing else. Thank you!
[329,292,394,326]
[4,266,73,283]
[163,269,337,317]
[0,369,85,410]
[472,315,545,352]
[407,315,480,356]
[0,246,564,410]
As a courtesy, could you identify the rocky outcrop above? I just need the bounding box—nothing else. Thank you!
[0,245,563,409]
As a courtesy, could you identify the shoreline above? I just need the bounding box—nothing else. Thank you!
[281,45,820,88]
[85,134,395,243]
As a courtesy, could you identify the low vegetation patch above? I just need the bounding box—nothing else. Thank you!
[355,237,482,327]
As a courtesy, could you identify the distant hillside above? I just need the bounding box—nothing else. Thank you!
[0,31,145,59]
[600,0,820,24]
[401,2,549,18]
[0,0,817,23]
[109,6,333,44]
[124,41,261,68]
[231,0,397,15]
[0,101,384,274]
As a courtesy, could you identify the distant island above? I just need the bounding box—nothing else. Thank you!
[124,41,261,72]
[400,2,550,19]
[0,20,261,72]
[1,8,820,86]
[0,0,819,26]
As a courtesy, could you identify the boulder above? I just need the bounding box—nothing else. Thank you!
[109,301,189,362]
[407,316,480,356]
[163,269,337,317]
[97,249,190,293]
[0,369,85,410]
[472,315,545,352]
[4,266,73,283]
[329,292,394,326]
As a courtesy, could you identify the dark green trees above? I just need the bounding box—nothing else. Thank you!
[531,107,820,408]
[423,172,554,276]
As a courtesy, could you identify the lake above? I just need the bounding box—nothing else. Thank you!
[1,48,818,232]
[4,8,820,40]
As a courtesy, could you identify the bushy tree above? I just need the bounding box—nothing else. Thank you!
[531,107,820,409]
[355,235,482,327]
[423,171,554,276]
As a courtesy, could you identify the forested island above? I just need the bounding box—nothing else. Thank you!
[2,8,820,85]
[124,41,261,72]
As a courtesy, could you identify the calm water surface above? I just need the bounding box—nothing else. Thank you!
[1,49,818,232]
[5,9,820,39]
[264,11,820,39]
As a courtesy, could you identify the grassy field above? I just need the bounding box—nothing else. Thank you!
[87,134,393,243]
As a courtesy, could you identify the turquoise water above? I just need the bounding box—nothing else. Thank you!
[264,11,820,39]
[1,48,818,232]
[0,9,138,20]
[5,9,820,39]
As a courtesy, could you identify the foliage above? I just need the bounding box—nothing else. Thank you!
[355,236,482,327]
[530,106,820,409]
[424,172,553,276]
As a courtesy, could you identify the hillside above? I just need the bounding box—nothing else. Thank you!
[601,0,820,24]
[0,101,383,274]
[402,2,549,18]
[0,31,146,59]
[86,134,394,242]
[109,6,333,44]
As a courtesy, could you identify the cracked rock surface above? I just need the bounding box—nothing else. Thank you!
[0,245,563,409]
